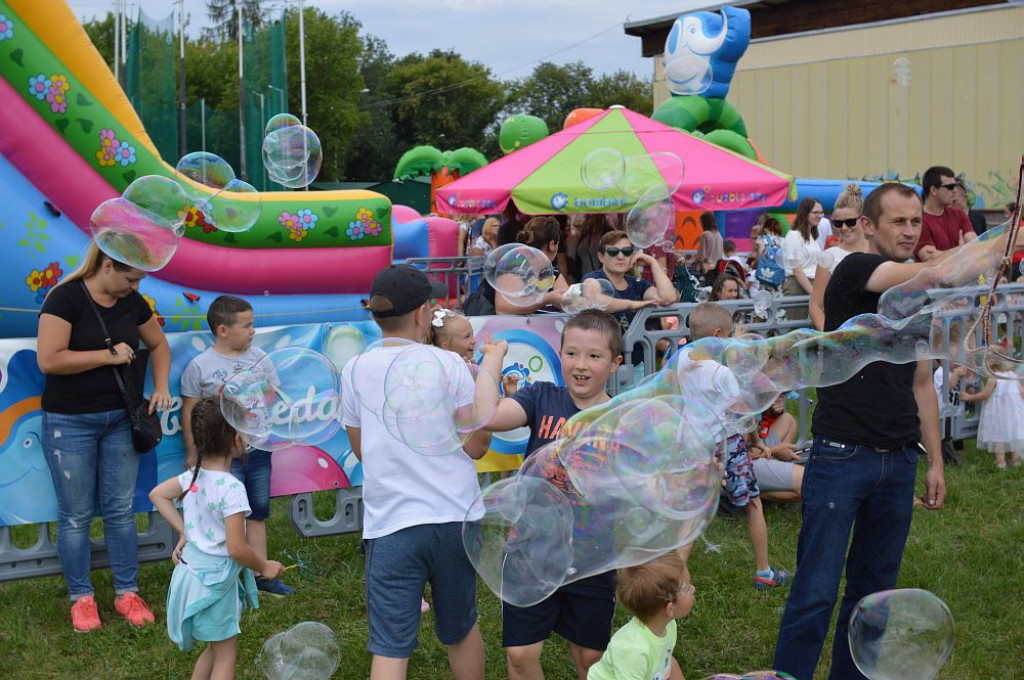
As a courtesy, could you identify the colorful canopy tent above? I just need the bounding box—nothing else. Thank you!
[437,106,796,216]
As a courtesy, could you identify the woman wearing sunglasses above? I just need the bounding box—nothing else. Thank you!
[809,185,869,331]
[582,231,678,378]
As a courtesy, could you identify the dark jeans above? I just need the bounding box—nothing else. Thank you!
[774,436,917,680]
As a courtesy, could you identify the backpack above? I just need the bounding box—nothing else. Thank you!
[673,267,703,303]
[462,285,495,316]
[755,237,785,287]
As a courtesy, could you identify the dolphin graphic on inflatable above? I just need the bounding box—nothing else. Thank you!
[663,6,751,99]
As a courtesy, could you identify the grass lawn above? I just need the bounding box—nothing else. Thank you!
[0,441,1020,679]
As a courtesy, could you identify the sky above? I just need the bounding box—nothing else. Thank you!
[64,0,705,79]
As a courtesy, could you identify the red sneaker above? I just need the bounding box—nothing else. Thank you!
[115,591,155,627]
[71,596,102,633]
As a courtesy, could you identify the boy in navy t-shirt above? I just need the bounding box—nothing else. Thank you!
[476,310,624,680]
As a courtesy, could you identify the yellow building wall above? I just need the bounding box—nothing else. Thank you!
[651,6,1024,209]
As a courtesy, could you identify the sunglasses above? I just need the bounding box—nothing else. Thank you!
[940,183,958,191]
[604,246,635,258]
[833,218,860,228]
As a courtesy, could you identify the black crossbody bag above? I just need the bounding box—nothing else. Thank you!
[81,281,162,453]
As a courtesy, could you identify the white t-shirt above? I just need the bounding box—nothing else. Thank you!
[816,217,833,250]
[673,353,740,444]
[340,343,482,539]
[783,230,823,278]
[824,246,853,275]
[177,468,251,557]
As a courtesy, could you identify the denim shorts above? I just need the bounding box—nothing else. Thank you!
[229,449,272,520]
[363,523,478,658]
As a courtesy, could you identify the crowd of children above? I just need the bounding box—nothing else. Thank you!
[136,259,1019,679]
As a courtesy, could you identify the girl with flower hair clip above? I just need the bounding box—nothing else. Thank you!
[425,307,518,395]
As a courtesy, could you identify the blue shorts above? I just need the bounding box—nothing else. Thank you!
[719,434,759,506]
[230,449,272,521]
[501,573,616,650]
[363,523,478,658]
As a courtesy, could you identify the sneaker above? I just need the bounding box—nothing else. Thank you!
[754,569,791,590]
[114,591,155,627]
[70,596,102,633]
[256,577,295,598]
[421,597,431,613]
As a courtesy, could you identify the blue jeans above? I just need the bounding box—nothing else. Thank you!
[230,449,272,520]
[42,409,141,600]
[774,436,918,680]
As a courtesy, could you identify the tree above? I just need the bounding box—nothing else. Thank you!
[283,7,365,182]
[206,0,264,42]
[345,34,398,180]
[506,61,594,132]
[386,50,506,159]
[587,71,653,116]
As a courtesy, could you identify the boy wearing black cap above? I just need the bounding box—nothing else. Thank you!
[340,264,490,680]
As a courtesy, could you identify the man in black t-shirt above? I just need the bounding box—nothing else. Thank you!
[774,184,949,680]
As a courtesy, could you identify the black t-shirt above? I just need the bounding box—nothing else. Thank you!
[581,270,652,366]
[968,210,987,236]
[39,282,153,414]
[812,253,920,447]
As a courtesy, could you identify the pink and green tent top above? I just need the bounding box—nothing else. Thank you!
[437,106,796,216]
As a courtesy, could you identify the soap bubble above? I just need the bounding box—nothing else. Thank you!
[257,621,340,680]
[560,278,616,314]
[581,148,625,192]
[344,337,418,419]
[619,153,683,201]
[482,243,522,290]
[665,54,714,96]
[703,673,796,680]
[174,151,235,194]
[323,325,367,371]
[849,589,954,680]
[89,175,187,271]
[463,473,576,607]
[626,185,674,249]
[263,124,322,189]
[265,113,302,136]
[194,179,263,233]
[220,348,341,451]
[491,245,556,307]
[381,345,498,456]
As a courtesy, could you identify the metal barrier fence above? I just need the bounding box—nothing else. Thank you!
[3,284,1022,581]
[405,256,472,310]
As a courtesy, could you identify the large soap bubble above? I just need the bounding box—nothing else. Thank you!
[625,185,674,249]
[581,148,626,192]
[704,673,795,680]
[263,123,323,189]
[89,175,187,271]
[491,245,556,308]
[175,151,262,232]
[560,278,616,314]
[175,151,235,193]
[463,473,576,607]
[482,243,523,289]
[849,589,955,680]
[257,621,340,680]
[380,344,498,456]
[265,113,302,136]
[220,348,341,451]
[463,218,1024,602]
[619,152,684,201]
[665,54,714,96]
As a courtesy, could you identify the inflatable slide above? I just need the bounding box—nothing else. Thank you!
[0,0,456,339]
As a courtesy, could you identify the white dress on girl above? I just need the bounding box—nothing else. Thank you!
[976,372,1024,452]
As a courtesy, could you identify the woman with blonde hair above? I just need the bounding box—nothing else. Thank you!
[809,186,868,330]
[36,241,172,632]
